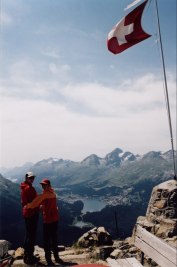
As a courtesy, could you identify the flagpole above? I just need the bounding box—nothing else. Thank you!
[154,0,177,180]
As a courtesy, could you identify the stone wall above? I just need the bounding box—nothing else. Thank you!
[109,179,177,267]
[136,179,177,243]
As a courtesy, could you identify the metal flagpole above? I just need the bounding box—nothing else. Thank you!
[154,0,177,180]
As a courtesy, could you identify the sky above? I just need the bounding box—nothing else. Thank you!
[0,0,176,168]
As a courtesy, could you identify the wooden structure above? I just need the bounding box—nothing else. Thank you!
[107,224,177,267]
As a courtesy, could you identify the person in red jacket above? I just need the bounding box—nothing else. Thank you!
[26,178,63,266]
[20,172,39,265]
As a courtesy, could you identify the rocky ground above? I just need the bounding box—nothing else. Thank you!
[2,226,176,267]
[9,245,109,266]
[5,226,113,267]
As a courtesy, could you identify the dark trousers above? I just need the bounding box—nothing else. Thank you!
[43,221,58,261]
[24,214,38,258]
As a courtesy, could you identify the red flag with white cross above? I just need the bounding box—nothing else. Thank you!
[107,0,151,54]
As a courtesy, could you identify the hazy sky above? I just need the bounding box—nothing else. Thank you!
[0,0,176,168]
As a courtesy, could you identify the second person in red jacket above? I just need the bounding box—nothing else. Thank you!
[26,178,63,266]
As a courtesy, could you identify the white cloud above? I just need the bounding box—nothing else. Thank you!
[1,0,30,26]
[41,48,61,59]
[1,58,72,100]
[2,59,176,118]
[0,70,176,168]
[60,73,176,117]
[1,11,13,26]
[49,63,71,77]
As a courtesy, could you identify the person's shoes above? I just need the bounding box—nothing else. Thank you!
[32,255,40,262]
[24,258,35,265]
[24,255,39,265]
[23,255,28,264]
[46,259,55,266]
[54,257,65,264]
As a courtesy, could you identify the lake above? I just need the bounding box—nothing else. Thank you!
[81,198,106,213]
[73,198,106,228]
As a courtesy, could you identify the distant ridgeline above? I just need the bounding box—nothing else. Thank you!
[1,148,175,187]
[0,148,176,248]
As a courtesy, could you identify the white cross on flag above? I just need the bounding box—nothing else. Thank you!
[107,0,151,54]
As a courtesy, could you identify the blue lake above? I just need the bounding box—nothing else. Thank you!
[73,198,107,228]
[81,198,106,213]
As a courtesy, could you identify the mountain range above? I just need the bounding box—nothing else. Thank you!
[1,148,175,191]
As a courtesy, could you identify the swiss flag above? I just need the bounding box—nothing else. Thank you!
[107,0,151,54]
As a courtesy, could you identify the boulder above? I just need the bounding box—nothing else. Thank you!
[77,227,113,248]
[99,246,114,260]
[97,227,113,246]
[110,249,122,259]
[14,247,24,259]
[0,240,10,257]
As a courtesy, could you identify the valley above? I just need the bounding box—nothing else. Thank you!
[0,147,176,248]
